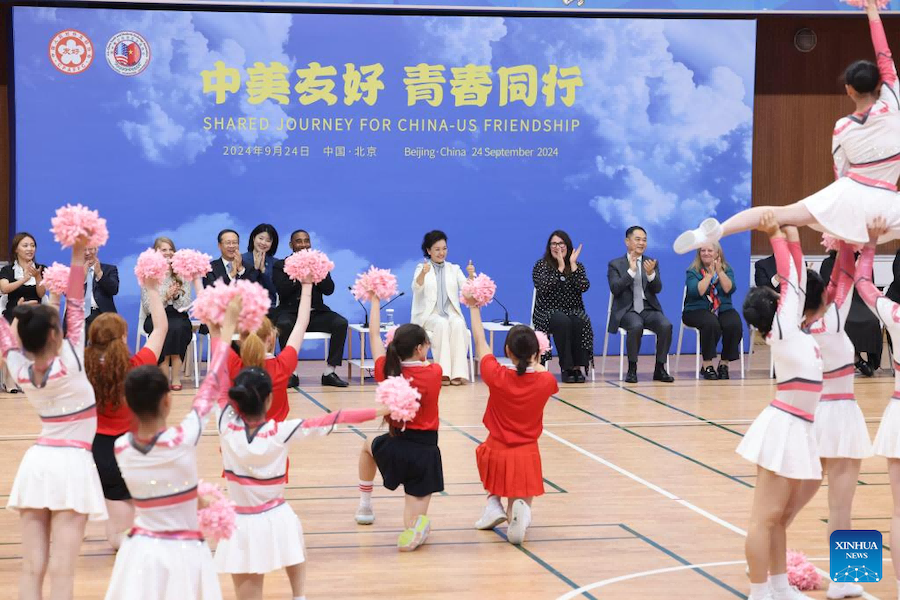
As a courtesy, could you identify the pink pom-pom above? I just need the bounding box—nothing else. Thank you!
[842,0,888,8]
[460,273,497,308]
[193,279,271,333]
[352,266,398,302]
[134,248,170,287]
[375,376,421,423]
[821,234,840,253]
[197,481,236,542]
[786,550,822,591]
[284,250,334,284]
[42,262,70,295]
[50,204,109,248]
[383,326,397,347]
[171,249,212,281]
[535,330,551,355]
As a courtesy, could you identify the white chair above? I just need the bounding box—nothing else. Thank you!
[424,325,475,382]
[137,301,199,387]
[292,331,332,379]
[674,286,745,379]
[747,327,775,377]
[601,293,669,381]
[526,289,595,381]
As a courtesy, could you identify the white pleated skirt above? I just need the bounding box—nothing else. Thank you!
[801,177,900,244]
[737,405,822,480]
[814,400,873,459]
[874,399,900,458]
[215,502,305,574]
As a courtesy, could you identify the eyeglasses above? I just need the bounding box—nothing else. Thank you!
[222,241,240,247]
[550,242,567,248]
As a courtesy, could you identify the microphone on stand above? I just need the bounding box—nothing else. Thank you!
[380,291,406,311]
[493,296,511,326]
[348,286,369,328]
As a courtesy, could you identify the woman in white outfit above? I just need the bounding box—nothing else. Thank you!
[411,230,475,386]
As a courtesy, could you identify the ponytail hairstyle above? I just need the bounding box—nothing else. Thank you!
[240,317,276,369]
[228,367,272,420]
[13,304,61,355]
[383,323,429,377]
[843,60,880,95]
[505,325,540,376]
[85,313,132,413]
[742,286,779,336]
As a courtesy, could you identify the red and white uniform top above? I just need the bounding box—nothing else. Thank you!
[113,339,230,535]
[216,404,378,514]
[855,243,900,396]
[809,245,856,400]
[0,266,97,449]
[832,18,900,191]
[767,238,823,421]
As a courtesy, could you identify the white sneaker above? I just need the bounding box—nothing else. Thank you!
[772,586,813,600]
[475,501,507,530]
[826,582,864,599]
[355,504,375,525]
[506,499,531,545]
[748,593,775,600]
[673,218,723,254]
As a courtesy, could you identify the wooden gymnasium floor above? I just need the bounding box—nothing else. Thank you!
[0,346,897,599]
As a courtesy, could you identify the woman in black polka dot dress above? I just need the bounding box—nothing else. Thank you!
[531,230,594,383]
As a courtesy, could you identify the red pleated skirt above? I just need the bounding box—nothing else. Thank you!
[475,436,544,498]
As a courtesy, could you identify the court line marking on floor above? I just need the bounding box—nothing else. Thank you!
[544,429,879,600]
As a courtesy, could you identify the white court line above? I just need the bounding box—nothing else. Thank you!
[543,429,880,600]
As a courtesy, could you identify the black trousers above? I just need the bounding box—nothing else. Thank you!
[619,309,672,364]
[681,308,742,362]
[276,309,348,366]
[548,311,591,370]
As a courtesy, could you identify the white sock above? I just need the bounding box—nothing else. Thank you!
[487,494,503,509]
[769,573,789,591]
[324,366,336,375]
[294,596,306,600]
[750,582,770,598]
[358,480,374,507]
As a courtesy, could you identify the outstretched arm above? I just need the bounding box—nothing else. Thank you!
[466,303,491,361]
[281,406,390,445]
[868,0,900,108]
[368,295,386,360]
[142,280,169,359]
[284,282,313,352]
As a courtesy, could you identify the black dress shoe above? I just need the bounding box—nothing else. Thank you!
[574,368,586,383]
[855,360,874,378]
[717,363,730,380]
[625,364,638,384]
[288,374,300,389]
[653,364,675,383]
[700,365,718,380]
[322,372,349,387]
[562,370,577,384]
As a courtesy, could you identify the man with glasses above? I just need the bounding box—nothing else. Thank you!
[83,246,119,334]
[204,229,260,287]
[607,225,674,384]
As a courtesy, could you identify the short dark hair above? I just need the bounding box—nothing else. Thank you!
[229,367,272,419]
[217,229,239,244]
[421,230,448,258]
[13,305,60,354]
[625,226,647,238]
[290,229,309,241]
[125,365,170,420]
[844,60,880,95]
[743,286,779,336]
[247,224,279,257]
[804,269,826,315]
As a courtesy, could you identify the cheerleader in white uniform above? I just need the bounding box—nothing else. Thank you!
[784,241,872,600]
[674,0,900,255]
[853,217,900,599]
[213,283,386,600]
[0,237,107,600]
[737,214,825,600]
[103,298,240,600]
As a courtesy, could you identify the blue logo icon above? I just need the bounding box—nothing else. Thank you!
[830,530,882,583]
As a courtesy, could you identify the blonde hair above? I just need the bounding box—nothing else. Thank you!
[153,236,176,252]
[689,242,729,273]
[240,317,276,368]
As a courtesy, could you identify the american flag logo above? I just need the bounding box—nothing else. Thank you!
[114,42,140,67]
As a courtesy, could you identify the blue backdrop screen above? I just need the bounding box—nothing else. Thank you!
[12,7,755,357]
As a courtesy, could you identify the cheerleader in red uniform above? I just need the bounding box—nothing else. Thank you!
[465,299,558,545]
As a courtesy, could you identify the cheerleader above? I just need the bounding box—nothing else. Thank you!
[737,213,825,600]
[674,0,900,254]
[354,294,444,552]
[85,276,168,550]
[215,366,386,600]
[853,217,900,599]
[103,298,240,600]
[0,237,107,600]
[465,300,559,545]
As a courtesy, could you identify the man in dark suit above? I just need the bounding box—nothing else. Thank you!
[203,229,260,287]
[754,254,780,293]
[84,246,118,333]
[607,225,673,383]
[273,229,349,388]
